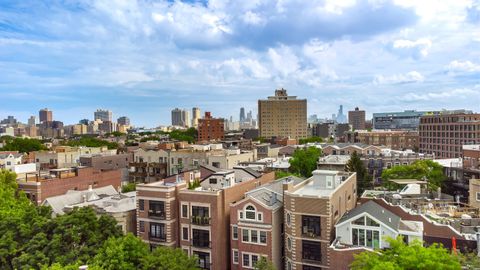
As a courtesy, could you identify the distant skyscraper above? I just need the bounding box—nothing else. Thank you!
[240,107,246,122]
[117,116,130,126]
[192,107,201,128]
[39,108,53,123]
[94,109,112,122]
[171,108,190,127]
[79,119,89,125]
[28,116,36,127]
[348,107,366,130]
[335,105,347,123]
[258,88,307,139]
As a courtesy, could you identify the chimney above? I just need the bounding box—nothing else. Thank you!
[270,193,277,205]
[88,185,93,191]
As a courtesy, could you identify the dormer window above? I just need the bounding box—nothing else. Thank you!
[245,205,256,220]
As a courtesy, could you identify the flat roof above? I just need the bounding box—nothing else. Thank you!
[389,179,428,185]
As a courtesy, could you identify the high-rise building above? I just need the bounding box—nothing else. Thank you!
[348,107,366,130]
[117,116,130,126]
[79,119,89,125]
[94,109,112,122]
[419,113,480,158]
[240,107,246,123]
[171,108,191,127]
[372,110,472,130]
[336,105,347,123]
[198,112,224,142]
[192,107,201,128]
[28,116,36,127]
[39,108,53,123]
[258,88,307,139]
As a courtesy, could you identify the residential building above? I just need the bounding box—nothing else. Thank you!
[192,107,201,128]
[72,124,88,135]
[348,130,419,150]
[373,109,472,130]
[230,176,304,270]
[136,167,275,270]
[0,152,23,170]
[94,109,113,122]
[283,170,357,270]
[118,116,130,126]
[17,167,122,205]
[348,107,366,130]
[419,113,480,158]
[256,144,283,159]
[198,112,225,142]
[32,146,114,169]
[39,108,53,123]
[28,116,37,127]
[258,88,307,139]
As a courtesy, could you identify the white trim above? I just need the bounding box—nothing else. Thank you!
[137,196,175,202]
[181,202,189,218]
[181,225,189,241]
[335,212,397,234]
[232,249,239,264]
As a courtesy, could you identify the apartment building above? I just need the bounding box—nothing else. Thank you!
[136,167,275,270]
[198,112,225,142]
[230,176,304,270]
[32,146,114,169]
[348,130,419,150]
[258,88,307,139]
[17,166,122,205]
[419,113,480,158]
[348,107,366,130]
[283,170,357,270]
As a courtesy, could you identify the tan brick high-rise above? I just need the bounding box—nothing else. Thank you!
[258,88,307,139]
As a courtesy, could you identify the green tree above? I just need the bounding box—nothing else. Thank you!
[121,183,136,193]
[458,252,480,270]
[254,257,276,270]
[0,136,47,153]
[92,234,150,270]
[346,151,372,196]
[299,136,324,144]
[64,136,119,149]
[289,146,322,178]
[381,160,446,191]
[350,237,461,270]
[143,245,199,270]
[275,171,299,179]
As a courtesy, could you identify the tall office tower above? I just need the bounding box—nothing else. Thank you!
[192,107,201,128]
[79,119,89,125]
[28,116,36,127]
[258,88,307,139]
[419,112,480,158]
[117,116,130,126]
[94,109,113,122]
[348,107,366,130]
[335,105,347,123]
[183,110,191,128]
[39,108,53,123]
[240,107,246,123]
[172,108,183,126]
[247,110,253,121]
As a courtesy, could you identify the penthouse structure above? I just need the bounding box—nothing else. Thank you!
[258,88,307,139]
[283,170,357,269]
[419,113,480,158]
[136,167,275,270]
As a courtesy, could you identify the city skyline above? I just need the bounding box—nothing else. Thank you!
[1,1,480,127]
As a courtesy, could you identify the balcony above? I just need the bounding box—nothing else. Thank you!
[191,216,211,226]
[148,210,166,220]
[149,234,166,242]
[192,239,211,248]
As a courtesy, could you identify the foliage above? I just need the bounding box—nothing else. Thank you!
[121,183,136,193]
[289,146,322,178]
[346,151,372,196]
[381,160,446,191]
[106,132,126,137]
[253,137,268,143]
[350,237,461,270]
[275,171,299,179]
[0,136,47,153]
[299,136,324,144]
[254,257,276,270]
[458,252,480,269]
[64,136,119,149]
[143,245,199,270]
[168,128,197,143]
[188,179,201,190]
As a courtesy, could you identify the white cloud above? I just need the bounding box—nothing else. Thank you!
[268,45,300,77]
[390,38,432,59]
[402,87,478,101]
[373,71,425,84]
[446,60,480,73]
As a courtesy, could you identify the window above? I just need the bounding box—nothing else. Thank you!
[149,201,165,219]
[260,231,267,244]
[192,206,209,218]
[245,205,256,220]
[232,225,238,240]
[353,216,365,225]
[192,229,210,248]
[251,230,258,243]
[258,213,262,221]
[252,255,258,267]
[477,192,480,201]
[352,228,380,249]
[210,178,217,184]
[286,213,291,227]
[233,250,239,264]
[243,229,249,242]
[193,251,210,270]
[366,217,380,227]
[287,261,292,270]
[239,211,244,219]
[182,227,189,240]
[139,221,145,233]
[182,204,188,218]
[302,215,321,237]
[139,199,144,211]
[302,240,321,262]
[150,223,165,240]
[287,237,292,251]
[243,254,250,268]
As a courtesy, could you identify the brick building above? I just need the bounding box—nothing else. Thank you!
[419,113,480,158]
[17,167,122,205]
[283,170,357,270]
[198,112,225,142]
[347,130,419,150]
[348,107,366,130]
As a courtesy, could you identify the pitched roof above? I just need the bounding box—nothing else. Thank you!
[337,200,401,231]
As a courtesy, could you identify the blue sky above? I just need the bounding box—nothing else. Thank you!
[1,0,479,127]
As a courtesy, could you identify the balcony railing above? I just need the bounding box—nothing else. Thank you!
[148,210,166,220]
[302,230,321,239]
[149,234,167,242]
[192,239,211,248]
[191,216,211,226]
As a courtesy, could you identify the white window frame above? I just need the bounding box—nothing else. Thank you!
[181,225,189,241]
[181,203,189,218]
[476,192,480,202]
[242,252,261,269]
[232,249,239,264]
[232,225,238,240]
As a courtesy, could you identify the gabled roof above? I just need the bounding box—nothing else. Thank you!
[336,200,401,231]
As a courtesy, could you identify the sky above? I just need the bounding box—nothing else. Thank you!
[1,0,480,127]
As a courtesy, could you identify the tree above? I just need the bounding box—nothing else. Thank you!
[346,151,371,196]
[254,257,276,270]
[381,160,446,191]
[64,136,119,149]
[289,146,322,178]
[274,171,298,179]
[0,136,47,153]
[299,136,324,144]
[143,245,199,270]
[350,237,461,270]
[121,183,136,193]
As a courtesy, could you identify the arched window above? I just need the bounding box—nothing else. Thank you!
[245,205,256,220]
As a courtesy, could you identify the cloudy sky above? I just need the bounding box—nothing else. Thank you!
[1,0,479,127]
